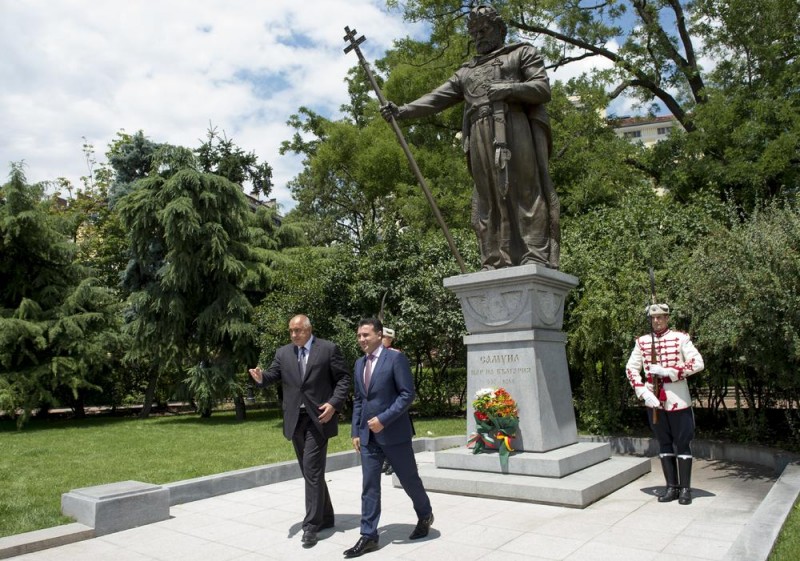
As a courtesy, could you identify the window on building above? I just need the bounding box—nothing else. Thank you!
[623,130,642,138]
[657,127,669,135]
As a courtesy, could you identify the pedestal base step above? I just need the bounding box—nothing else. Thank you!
[436,442,611,477]
[411,455,651,508]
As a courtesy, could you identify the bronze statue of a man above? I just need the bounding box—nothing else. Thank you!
[381,5,559,270]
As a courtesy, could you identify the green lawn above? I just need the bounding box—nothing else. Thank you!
[0,410,465,538]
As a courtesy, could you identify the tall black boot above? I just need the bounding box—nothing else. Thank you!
[658,455,680,503]
[678,456,693,505]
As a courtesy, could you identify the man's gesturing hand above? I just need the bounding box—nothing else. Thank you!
[248,367,263,384]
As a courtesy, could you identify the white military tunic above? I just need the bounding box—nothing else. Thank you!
[625,329,704,411]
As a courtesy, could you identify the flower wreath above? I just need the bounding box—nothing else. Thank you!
[467,387,519,470]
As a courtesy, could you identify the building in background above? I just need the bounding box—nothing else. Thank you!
[612,115,680,147]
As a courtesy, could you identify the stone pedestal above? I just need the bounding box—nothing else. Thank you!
[444,264,579,452]
[404,265,651,508]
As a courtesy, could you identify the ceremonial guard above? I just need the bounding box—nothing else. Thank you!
[625,303,704,504]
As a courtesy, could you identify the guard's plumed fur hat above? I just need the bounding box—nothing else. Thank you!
[646,303,670,316]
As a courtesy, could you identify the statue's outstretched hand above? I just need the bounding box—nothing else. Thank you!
[380,101,400,122]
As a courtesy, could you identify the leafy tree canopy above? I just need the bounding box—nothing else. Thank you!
[115,136,282,417]
[387,0,800,207]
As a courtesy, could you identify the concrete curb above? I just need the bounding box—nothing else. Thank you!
[726,463,800,561]
[165,435,462,506]
[579,435,800,475]
[0,523,93,560]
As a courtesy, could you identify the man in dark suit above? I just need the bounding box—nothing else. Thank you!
[249,314,349,548]
[343,318,433,558]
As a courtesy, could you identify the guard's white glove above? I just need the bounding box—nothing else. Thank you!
[649,364,671,378]
[641,389,661,408]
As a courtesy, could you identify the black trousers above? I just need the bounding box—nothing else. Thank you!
[291,410,334,531]
[649,407,695,456]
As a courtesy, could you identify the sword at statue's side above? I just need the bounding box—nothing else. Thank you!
[343,26,467,274]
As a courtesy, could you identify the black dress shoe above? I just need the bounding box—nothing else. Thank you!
[678,487,693,505]
[343,536,378,558]
[301,530,318,547]
[409,513,434,540]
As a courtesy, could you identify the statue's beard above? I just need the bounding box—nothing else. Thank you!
[475,39,501,54]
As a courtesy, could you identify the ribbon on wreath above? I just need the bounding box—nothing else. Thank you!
[467,414,518,471]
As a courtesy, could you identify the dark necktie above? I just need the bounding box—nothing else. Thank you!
[363,354,375,388]
[298,347,306,378]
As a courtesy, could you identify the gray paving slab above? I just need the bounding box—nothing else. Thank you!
[3,451,795,561]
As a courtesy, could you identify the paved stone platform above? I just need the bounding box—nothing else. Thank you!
[417,453,651,507]
[5,452,793,561]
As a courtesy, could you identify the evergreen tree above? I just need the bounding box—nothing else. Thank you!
[116,144,278,418]
[0,164,125,426]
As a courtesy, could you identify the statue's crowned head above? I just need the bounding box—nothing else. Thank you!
[467,4,508,43]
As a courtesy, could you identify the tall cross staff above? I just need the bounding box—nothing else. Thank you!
[343,26,467,274]
[648,266,661,425]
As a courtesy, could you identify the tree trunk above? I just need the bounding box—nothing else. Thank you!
[139,370,159,419]
[234,395,246,421]
[72,391,86,419]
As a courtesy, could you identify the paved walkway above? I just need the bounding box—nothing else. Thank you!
[9,454,780,561]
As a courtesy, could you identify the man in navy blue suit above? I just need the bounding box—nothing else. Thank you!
[343,318,434,558]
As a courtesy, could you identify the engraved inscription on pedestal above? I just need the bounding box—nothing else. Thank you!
[465,334,576,452]
[470,350,530,386]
